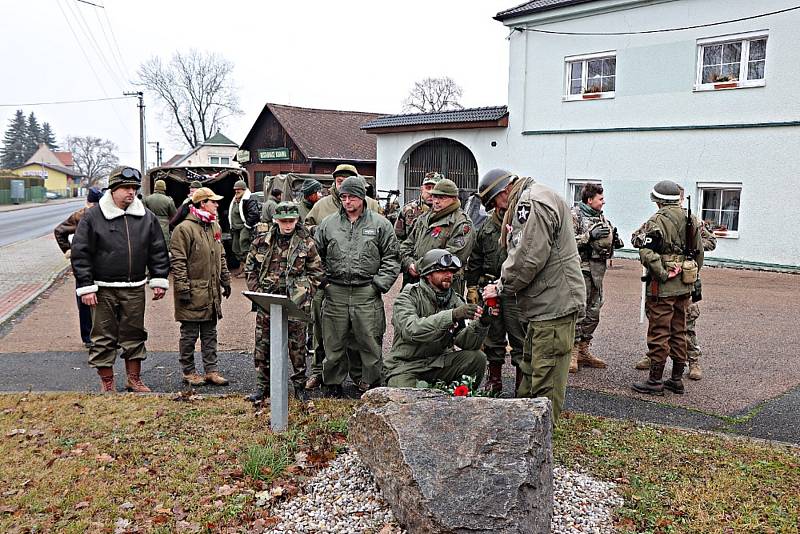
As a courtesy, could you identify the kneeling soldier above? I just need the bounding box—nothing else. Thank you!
[244,202,324,401]
[385,249,490,388]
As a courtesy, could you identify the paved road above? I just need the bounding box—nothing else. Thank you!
[0,199,84,246]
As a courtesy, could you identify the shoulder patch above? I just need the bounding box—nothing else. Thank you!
[453,236,466,247]
[516,203,531,224]
[463,224,471,234]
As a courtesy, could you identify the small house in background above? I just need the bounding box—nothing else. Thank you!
[172,132,240,168]
[237,103,385,191]
[12,143,84,198]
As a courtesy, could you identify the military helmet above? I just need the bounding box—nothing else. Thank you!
[273,201,301,220]
[189,180,202,189]
[650,180,681,205]
[107,166,142,191]
[422,172,444,186]
[332,164,358,178]
[431,178,459,197]
[418,248,463,277]
[478,168,515,206]
[154,179,167,193]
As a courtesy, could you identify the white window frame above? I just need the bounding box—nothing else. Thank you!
[697,182,742,239]
[567,179,600,207]
[694,31,767,92]
[563,51,616,102]
[208,155,231,165]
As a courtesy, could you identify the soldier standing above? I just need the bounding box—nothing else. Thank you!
[170,188,232,387]
[244,201,324,401]
[298,179,322,222]
[385,249,490,387]
[467,169,526,395]
[631,180,704,396]
[169,180,202,232]
[394,172,442,241]
[570,183,623,373]
[71,167,170,392]
[400,179,475,294]
[228,179,260,276]
[260,188,282,223]
[315,177,400,397]
[483,174,585,424]
[143,179,177,247]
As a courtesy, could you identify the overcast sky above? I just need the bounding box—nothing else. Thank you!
[0,0,512,167]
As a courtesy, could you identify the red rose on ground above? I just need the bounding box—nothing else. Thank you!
[453,385,469,397]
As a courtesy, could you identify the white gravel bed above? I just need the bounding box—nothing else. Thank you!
[269,452,622,533]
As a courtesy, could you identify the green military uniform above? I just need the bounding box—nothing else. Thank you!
[497,177,586,424]
[400,180,475,294]
[245,213,323,393]
[686,220,716,379]
[385,278,489,387]
[631,181,704,395]
[394,198,429,241]
[315,178,400,390]
[465,208,525,371]
[304,182,382,226]
[261,196,278,223]
[299,198,315,222]
[143,182,177,247]
[230,198,250,262]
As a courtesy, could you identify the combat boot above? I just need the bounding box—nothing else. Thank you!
[246,386,269,403]
[205,372,229,386]
[482,362,503,394]
[687,361,703,380]
[97,367,115,393]
[569,344,579,373]
[124,359,151,393]
[664,362,686,394]
[183,373,206,387]
[632,364,665,396]
[634,356,651,370]
[577,340,607,369]
[305,375,322,390]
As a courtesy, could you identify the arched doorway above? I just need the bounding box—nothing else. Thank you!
[404,138,478,205]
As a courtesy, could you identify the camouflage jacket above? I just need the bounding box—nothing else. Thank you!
[571,202,623,270]
[465,208,505,287]
[244,222,324,315]
[631,205,704,297]
[399,205,475,275]
[394,198,430,241]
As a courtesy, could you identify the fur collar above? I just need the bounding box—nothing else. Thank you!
[99,191,146,220]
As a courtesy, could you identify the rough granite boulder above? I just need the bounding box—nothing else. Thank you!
[349,387,553,534]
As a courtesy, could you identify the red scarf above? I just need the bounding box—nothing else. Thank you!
[190,205,221,241]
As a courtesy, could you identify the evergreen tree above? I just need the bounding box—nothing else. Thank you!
[25,112,42,159]
[0,110,29,168]
[41,122,58,150]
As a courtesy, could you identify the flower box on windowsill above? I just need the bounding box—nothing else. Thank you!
[563,91,615,102]
[713,81,739,89]
[582,93,603,99]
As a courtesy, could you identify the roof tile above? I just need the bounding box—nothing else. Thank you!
[361,106,508,130]
[495,0,599,20]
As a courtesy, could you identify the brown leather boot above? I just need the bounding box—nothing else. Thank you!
[632,363,665,395]
[482,362,503,394]
[687,361,703,380]
[125,360,151,393]
[664,362,686,394]
[569,344,579,373]
[97,367,115,393]
[205,372,229,386]
[305,375,322,389]
[634,356,651,370]
[577,340,607,369]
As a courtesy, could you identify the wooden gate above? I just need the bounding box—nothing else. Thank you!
[404,138,478,205]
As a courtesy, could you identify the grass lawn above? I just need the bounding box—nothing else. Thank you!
[1,393,798,533]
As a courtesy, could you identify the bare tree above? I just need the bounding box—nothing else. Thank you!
[66,136,119,186]
[403,77,464,113]
[137,49,241,148]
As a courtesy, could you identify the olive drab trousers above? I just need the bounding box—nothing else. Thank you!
[517,312,578,425]
[321,284,384,387]
[386,350,487,388]
[483,295,525,367]
[88,286,148,368]
[178,319,219,375]
[686,301,702,364]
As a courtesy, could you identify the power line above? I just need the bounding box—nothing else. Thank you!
[102,4,132,80]
[0,96,135,107]
[93,6,129,84]
[513,5,800,36]
[67,0,127,90]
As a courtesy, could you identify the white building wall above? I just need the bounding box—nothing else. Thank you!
[178,145,240,167]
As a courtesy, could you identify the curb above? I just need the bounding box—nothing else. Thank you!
[0,198,84,214]
[0,264,70,327]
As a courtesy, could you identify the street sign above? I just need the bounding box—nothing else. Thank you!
[242,291,310,432]
[237,149,250,164]
[258,148,290,161]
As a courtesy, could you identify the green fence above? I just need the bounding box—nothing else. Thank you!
[0,175,46,204]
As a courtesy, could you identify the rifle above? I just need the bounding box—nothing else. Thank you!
[685,195,697,260]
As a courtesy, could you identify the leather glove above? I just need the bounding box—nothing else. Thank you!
[589,225,610,240]
[222,285,231,299]
[452,303,479,322]
[178,292,192,305]
[466,286,479,305]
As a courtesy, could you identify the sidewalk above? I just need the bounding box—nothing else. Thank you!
[0,234,68,326]
[0,197,81,213]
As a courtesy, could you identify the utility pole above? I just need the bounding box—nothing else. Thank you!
[148,141,162,167]
[123,91,146,188]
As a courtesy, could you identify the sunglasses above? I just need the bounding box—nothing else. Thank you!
[437,253,462,270]
[120,168,141,181]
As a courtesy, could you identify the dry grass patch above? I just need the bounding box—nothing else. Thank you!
[0,392,353,533]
